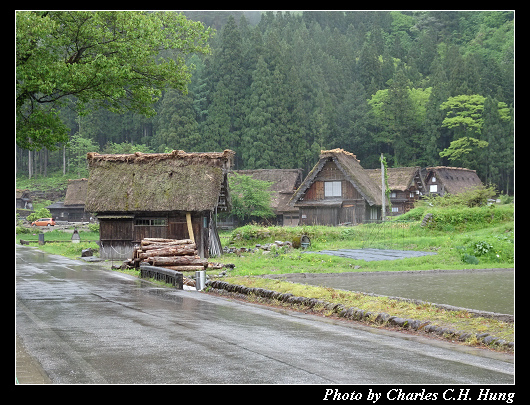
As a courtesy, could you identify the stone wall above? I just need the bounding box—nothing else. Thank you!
[205,280,514,351]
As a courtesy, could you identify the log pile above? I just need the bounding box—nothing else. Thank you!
[128,238,208,272]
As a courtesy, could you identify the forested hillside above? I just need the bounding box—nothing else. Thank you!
[16,11,514,193]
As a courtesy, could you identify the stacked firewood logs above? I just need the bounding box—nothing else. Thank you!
[131,238,208,271]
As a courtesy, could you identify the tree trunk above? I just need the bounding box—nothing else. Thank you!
[162,265,206,271]
[28,150,32,179]
[139,244,197,259]
[140,238,193,247]
[147,256,207,267]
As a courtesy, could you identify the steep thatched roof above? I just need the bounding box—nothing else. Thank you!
[85,150,234,213]
[426,166,482,195]
[365,167,423,191]
[291,148,383,207]
[233,169,303,213]
[64,178,88,206]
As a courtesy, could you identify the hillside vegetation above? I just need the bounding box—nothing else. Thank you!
[17,11,514,194]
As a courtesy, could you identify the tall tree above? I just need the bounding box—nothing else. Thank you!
[16,11,213,151]
[154,89,200,152]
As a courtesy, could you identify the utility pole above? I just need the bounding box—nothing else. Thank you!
[381,153,386,222]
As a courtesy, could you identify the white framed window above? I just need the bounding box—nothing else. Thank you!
[391,192,397,198]
[410,192,415,198]
[430,184,438,193]
[324,181,342,197]
[392,207,399,213]
[431,176,436,183]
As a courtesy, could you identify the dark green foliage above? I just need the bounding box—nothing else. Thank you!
[17,11,514,193]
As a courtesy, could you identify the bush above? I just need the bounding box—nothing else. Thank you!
[474,241,493,256]
[16,226,32,234]
[461,253,479,264]
[26,207,52,222]
[88,223,100,232]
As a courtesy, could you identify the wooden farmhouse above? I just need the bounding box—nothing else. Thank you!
[47,178,92,222]
[230,169,303,226]
[290,149,384,226]
[422,166,482,197]
[85,149,234,260]
[365,167,426,216]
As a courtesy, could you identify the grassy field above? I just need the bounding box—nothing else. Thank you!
[16,230,100,259]
[215,204,514,276]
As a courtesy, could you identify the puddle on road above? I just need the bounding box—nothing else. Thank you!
[285,269,514,315]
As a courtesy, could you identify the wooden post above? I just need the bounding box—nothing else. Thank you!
[186,212,195,243]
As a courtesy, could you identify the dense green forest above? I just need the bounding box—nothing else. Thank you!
[16,11,514,193]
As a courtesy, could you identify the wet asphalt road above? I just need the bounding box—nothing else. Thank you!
[15,245,514,384]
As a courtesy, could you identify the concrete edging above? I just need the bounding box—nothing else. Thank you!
[205,279,514,351]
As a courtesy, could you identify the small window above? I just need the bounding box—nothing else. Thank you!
[410,192,415,198]
[431,176,436,183]
[135,218,167,226]
[430,185,438,193]
[390,192,397,198]
[392,207,399,213]
[324,181,342,197]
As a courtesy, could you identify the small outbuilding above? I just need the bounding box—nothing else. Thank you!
[47,178,92,222]
[85,149,234,260]
[290,149,384,226]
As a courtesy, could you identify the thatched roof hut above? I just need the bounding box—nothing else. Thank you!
[365,167,424,192]
[64,178,88,206]
[365,167,425,216]
[290,149,383,225]
[85,149,235,259]
[47,178,92,222]
[423,166,482,196]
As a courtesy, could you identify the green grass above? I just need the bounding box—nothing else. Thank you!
[215,213,514,276]
[17,229,100,241]
[34,241,100,259]
[16,230,100,259]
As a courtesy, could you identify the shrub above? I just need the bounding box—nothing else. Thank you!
[88,223,100,232]
[26,207,52,222]
[16,226,32,234]
[474,241,493,256]
[461,253,479,264]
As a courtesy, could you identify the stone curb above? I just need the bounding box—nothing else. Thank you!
[205,280,514,351]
